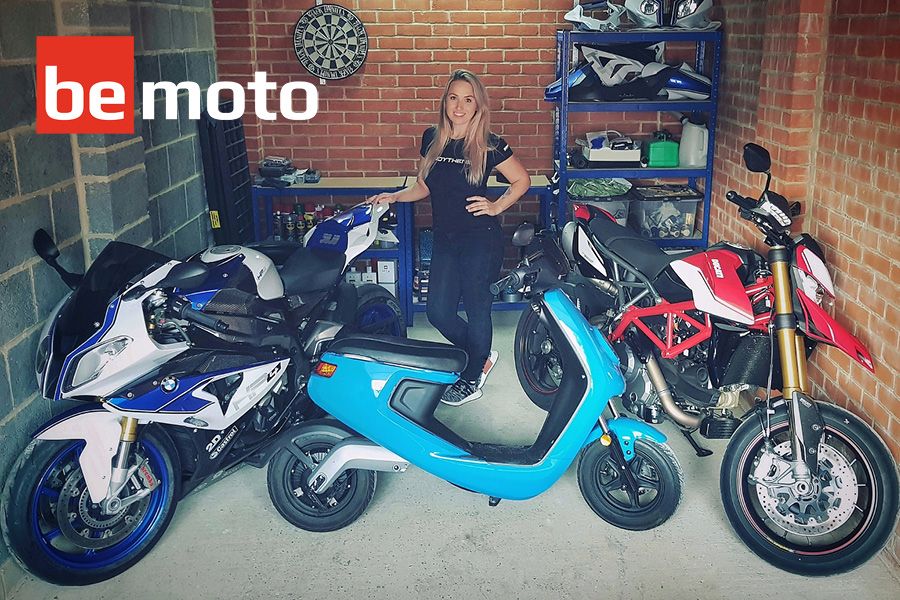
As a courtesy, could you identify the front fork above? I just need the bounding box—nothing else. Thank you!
[102,417,157,514]
[769,246,823,477]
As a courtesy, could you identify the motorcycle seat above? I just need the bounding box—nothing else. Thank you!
[279,247,346,295]
[589,217,698,279]
[327,334,468,373]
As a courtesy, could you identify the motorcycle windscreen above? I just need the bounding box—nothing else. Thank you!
[795,290,874,372]
[46,242,170,396]
[670,250,754,324]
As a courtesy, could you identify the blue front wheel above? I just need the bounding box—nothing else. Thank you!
[1,428,179,585]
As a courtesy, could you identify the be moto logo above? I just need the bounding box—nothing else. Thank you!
[37,36,319,135]
[37,36,135,134]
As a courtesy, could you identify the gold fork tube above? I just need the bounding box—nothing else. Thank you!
[769,250,806,397]
[120,416,139,442]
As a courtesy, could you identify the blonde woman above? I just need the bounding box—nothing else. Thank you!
[370,69,530,406]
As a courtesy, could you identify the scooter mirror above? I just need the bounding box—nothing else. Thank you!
[512,222,535,247]
[157,262,210,290]
[33,229,60,261]
[743,143,771,173]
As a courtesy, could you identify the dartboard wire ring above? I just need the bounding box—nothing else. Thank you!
[292,3,368,80]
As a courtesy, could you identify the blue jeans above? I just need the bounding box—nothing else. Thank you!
[426,227,504,381]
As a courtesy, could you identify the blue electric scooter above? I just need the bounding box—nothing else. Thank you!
[264,224,683,532]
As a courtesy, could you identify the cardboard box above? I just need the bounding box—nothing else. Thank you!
[377,260,397,284]
[379,282,397,298]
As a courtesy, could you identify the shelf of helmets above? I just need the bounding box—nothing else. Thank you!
[552,29,723,248]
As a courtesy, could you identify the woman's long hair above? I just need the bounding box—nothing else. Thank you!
[419,69,492,186]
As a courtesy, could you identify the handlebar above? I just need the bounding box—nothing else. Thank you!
[168,297,230,332]
[490,265,539,296]
[726,190,757,210]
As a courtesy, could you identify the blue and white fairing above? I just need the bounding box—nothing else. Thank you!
[304,202,395,270]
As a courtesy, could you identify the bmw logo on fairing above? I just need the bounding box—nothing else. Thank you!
[160,376,178,393]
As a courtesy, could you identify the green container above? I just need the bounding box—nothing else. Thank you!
[644,139,680,167]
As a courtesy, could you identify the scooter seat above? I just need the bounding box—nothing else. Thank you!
[327,334,468,373]
[279,247,346,295]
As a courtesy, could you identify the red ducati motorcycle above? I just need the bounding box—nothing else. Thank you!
[513,143,898,574]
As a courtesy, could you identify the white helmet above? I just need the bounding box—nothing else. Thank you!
[623,0,719,29]
[564,2,627,31]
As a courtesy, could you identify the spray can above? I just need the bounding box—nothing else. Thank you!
[284,213,296,242]
[272,211,282,240]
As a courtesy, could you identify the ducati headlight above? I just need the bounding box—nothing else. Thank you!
[795,268,828,307]
[675,0,700,19]
[69,336,131,389]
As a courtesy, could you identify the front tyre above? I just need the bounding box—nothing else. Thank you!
[267,426,376,532]
[578,438,683,531]
[720,403,900,575]
[514,307,562,411]
[1,428,179,586]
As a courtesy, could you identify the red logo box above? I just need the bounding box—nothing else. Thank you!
[37,36,135,134]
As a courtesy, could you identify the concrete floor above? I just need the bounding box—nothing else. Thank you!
[4,312,899,600]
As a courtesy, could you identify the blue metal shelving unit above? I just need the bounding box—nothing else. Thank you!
[553,29,723,249]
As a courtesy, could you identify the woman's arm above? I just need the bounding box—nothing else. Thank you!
[465,155,530,216]
[368,176,431,204]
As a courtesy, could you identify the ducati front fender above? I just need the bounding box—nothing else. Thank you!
[34,406,122,503]
[583,416,667,461]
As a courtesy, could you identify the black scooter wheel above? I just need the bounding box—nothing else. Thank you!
[578,438,683,531]
[1,428,179,586]
[720,403,899,575]
[267,427,376,532]
[514,307,562,411]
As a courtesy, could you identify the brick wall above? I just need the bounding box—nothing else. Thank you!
[0,1,215,591]
[710,0,900,569]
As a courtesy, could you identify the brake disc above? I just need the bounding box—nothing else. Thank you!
[55,463,150,549]
[752,440,858,536]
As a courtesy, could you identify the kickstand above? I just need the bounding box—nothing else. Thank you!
[682,429,713,457]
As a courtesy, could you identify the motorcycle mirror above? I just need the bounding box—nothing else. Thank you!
[512,222,535,247]
[156,262,209,290]
[743,143,771,173]
[33,229,60,261]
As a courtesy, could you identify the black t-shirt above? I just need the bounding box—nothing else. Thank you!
[420,126,514,232]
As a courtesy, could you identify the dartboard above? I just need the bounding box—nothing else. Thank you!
[293,4,368,80]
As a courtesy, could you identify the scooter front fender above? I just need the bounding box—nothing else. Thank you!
[34,406,121,503]
[584,417,667,461]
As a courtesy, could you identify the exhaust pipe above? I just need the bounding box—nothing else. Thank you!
[308,437,408,493]
[645,356,701,429]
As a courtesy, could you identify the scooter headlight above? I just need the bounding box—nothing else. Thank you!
[68,336,131,389]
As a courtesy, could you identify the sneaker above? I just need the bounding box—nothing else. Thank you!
[477,350,499,390]
[440,379,483,406]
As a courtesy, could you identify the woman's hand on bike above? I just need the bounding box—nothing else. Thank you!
[367,192,396,204]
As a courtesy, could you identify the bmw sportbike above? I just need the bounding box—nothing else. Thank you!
[1,202,405,585]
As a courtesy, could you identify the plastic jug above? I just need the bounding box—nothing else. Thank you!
[679,117,708,168]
